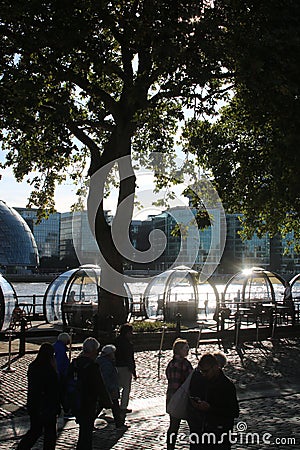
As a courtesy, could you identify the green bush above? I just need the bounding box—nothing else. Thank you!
[132,321,187,332]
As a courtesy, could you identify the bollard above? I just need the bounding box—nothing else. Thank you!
[234,312,241,348]
[19,317,27,356]
[3,329,16,373]
[194,322,204,359]
[176,313,182,337]
[157,325,167,380]
[69,328,73,361]
[33,294,36,318]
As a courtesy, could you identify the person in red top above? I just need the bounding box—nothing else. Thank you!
[166,338,193,450]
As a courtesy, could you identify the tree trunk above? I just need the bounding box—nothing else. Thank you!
[87,127,136,333]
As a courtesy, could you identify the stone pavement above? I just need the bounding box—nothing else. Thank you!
[1,337,300,449]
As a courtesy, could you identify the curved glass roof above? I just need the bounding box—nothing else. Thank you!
[0,274,17,331]
[44,265,132,329]
[289,274,300,303]
[43,268,77,324]
[0,201,39,269]
[223,267,285,310]
[143,265,218,323]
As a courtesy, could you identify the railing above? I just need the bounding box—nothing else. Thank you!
[17,294,45,320]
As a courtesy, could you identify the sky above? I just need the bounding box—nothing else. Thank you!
[0,143,190,217]
[0,165,78,212]
[0,161,189,218]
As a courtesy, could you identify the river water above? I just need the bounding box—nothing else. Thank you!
[11,281,225,317]
[12,282,225,297]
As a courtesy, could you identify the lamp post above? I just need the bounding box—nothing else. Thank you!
[3,329,16,373]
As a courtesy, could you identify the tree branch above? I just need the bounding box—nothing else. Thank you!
[59,69,120,120]
[68,121,101,167]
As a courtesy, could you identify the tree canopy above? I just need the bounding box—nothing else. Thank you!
[182,1,300,243]
[0,0,226,209]
[1,0,300,245]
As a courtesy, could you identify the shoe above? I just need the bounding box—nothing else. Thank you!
[64,413,76,420]
[121,408,132,414]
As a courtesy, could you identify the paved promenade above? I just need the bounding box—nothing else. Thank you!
[1,336,300,449]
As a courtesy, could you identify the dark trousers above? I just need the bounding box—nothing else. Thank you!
[76,416,94,450]
[17,414,57,450]
[111,399,124,427]
[167,415,181,450]
[188,420,231,450]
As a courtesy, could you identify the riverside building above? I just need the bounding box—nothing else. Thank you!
[7,203,300,276]
[0,201,39,274]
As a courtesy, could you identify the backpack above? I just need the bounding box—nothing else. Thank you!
[65,358,92,417]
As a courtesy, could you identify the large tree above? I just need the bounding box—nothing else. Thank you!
[1,0,230,329]
[1,1,299,328]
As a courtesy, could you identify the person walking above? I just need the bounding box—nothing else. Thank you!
[17,343,61,450]
[96,344,125,428]
[187,353,239,449]
[53,332,71,417]
[115,323,137,415]
[166,338,193,450]
[70,337,111,450]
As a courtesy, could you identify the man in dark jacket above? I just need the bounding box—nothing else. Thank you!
[115,323,137,414]
[187,353,239,449]
[72,337,111,450]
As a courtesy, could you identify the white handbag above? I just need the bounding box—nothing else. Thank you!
[166,370,194,420]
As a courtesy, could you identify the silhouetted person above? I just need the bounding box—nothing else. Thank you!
[72,337,111,450]
[115,323,137,414]
[17,343,60,450]
[53,332,70,416]
[187,353,239,449]
[67,290,76,303]
[166,338,193,450]
[97,344,125,428]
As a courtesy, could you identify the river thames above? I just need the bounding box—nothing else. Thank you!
[11,281,226,317]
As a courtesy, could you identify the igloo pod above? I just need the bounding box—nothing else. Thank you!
[0,274,18,331]
[223,266,285,312]
[143,265,219,323]
[43,265,132,329]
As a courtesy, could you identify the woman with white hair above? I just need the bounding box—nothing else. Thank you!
[97,344,125,428]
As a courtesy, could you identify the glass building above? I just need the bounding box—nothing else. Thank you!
[220,214,270,274]
[15,207,60,259]
[0,201,39,273]
[60,210,113,265]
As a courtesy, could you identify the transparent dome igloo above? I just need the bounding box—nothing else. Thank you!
[0,274,18,331]
[290,273,300,293]
[44,265,132,330]
[223,267,285,311]
[289,274,300,308]
[143,266,219,323]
